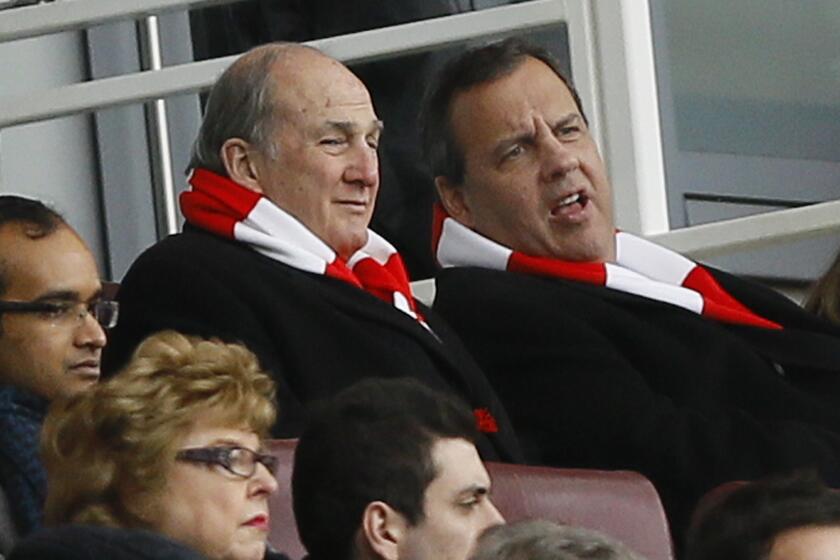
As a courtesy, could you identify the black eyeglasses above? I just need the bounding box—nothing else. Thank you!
[176,446,278,478]
[0,299,119,329]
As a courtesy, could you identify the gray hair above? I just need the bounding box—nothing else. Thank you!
[188,42,321,175]
[470,521,648,560]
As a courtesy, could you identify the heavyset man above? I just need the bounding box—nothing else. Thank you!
[103,43,520,462]
[0,196,114,542]
[422,38,840,537]
[292,378,504,560]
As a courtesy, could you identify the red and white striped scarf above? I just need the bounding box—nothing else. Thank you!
[180,169,424,323]
[432,204,780,330]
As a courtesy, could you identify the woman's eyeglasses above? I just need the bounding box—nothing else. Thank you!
[176,446,278,478]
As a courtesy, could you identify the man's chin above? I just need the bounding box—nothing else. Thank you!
[333,231,371,260]
[61,373,100,396]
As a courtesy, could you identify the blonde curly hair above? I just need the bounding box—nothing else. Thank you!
[42,330,276,528]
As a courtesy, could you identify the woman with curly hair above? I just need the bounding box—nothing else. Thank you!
[26,330,285,560]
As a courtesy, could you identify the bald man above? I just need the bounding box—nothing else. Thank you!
[104,44,520,464]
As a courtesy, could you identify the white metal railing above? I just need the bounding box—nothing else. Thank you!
[651,198,840,259]
[0,1,568,128]
[1,0,839,264]
[0,0,226,42]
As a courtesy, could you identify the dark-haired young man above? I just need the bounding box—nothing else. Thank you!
[422,38,840,540]
[687,473,840,560]
[293,378,504,560]
[0,196,115,546]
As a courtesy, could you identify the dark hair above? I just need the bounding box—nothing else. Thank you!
[805,248,840,325]
[0,195,65,297]
[292,378,480,560]
[686,471,840,560]
[421,37,586,185]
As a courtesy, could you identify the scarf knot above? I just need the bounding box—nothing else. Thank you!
[181,169,424,323]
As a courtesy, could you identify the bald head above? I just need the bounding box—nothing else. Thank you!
[193,43,382,259]
[189,42,354,175]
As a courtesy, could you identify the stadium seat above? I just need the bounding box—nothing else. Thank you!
[487,462,673,560]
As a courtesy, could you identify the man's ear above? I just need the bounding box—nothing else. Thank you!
[359,501,408,560]
[435,176,474,228]
[221,138,264,193]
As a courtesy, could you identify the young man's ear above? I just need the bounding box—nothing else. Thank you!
[359,501,408,560]
[220,138,264,193]
[435,176,474,228]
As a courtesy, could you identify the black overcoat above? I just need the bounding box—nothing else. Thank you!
[103,227,522,463]
[434,265,840,537]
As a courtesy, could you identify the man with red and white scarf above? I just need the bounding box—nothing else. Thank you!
[102,43,521,464]
[421,38,840,543]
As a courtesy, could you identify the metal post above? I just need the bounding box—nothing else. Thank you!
[138,14,179,237]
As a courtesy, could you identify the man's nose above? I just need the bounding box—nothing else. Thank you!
[483,499,505,528]
[344,144,379,187]
[537,128,579,183]
[75,312,107,349]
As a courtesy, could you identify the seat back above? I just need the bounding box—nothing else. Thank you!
[265,440,303,560]
[265,440,673,560]
[486,462,673,560]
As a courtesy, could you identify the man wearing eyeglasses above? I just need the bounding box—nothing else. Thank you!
[0,195,115,545]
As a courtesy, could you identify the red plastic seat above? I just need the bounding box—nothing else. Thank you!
[486,462,673,560]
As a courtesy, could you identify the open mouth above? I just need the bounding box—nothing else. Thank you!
[551,192,589,217]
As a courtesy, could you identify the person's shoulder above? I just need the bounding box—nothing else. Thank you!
[0,387,45,421]
[122,228,265,287]
[435,265,590,299]
[9,525,208,560]
[136,228,242,262]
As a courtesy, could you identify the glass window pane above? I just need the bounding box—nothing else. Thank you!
[664,0,840,162]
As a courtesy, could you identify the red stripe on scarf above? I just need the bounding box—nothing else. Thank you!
[353,252,413,305]
[432,204,448,266]
[509,252,607,284]
[683,267,781,330]
[181,169,262,238]
[325,260,364,289]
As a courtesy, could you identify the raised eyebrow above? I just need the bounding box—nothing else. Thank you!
[551,113,583,131]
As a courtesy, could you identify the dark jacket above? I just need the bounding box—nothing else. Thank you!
[103,227,522,463]
[0,386,47,539]
[433,265,840,538]
[9,525,209,560]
